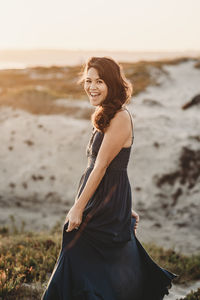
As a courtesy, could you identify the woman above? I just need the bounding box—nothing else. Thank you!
[42,56,177,300]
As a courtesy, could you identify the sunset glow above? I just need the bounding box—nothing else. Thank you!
[0,0,200,51]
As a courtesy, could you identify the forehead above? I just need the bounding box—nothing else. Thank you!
[86,67,100,79]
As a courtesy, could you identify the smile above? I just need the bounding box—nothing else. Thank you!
[90,93,101,97]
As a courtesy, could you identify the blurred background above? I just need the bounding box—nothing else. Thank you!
[0,0,200,299]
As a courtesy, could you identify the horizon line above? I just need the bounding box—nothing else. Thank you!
[0,48,200,53]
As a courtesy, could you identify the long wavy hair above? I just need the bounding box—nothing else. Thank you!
[78,56,133,133]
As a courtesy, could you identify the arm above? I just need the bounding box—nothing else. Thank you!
[74,166,107,206]
[65,111,131,231]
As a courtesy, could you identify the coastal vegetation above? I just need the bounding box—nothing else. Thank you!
[0,57,198,116]
[0,220,200,299]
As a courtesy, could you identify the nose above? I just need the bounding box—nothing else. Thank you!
[89,81,98,90]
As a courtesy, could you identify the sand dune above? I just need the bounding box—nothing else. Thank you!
[0,59,199,256]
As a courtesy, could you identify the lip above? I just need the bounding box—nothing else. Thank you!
[89,93,101,96]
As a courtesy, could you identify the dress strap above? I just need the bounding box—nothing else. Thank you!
[124,108,134,144]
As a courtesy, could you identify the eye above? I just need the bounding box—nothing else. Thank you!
[97,80,103,84]
[85,79,91,83]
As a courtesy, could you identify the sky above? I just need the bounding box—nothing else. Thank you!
[0,0,200,52]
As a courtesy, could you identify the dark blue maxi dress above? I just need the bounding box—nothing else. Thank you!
[41,109,177,300]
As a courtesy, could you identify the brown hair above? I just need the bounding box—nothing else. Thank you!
[78,56,133,133]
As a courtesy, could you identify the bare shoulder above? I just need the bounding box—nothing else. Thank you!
[105,109,133,132]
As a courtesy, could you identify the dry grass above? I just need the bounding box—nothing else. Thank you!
[0,57,198,116]
[0,86,93,117]
[122,56,192,95]
[0,217,200,299]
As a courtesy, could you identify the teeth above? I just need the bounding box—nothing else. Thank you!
[90,93,100,96]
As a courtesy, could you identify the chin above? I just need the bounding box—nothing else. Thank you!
[90,100,101,107]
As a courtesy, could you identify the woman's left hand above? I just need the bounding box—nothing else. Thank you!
[131,209,140,235]
[65,204,83,232]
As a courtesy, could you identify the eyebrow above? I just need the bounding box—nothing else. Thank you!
[86,77,101,80]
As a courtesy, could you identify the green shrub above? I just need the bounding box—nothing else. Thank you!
[0,232,60,299]
[143,242,200,284]
[0,229,199,299]
[179,288,200,300]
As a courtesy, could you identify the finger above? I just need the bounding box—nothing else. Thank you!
[66,221,78,232]
[66,222,73,232]
[133,215,139,222]
[66,227,72,232]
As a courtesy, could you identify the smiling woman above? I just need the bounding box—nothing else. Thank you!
[84,68,108,105]
[41,56,177,300]
[81,56,133,133]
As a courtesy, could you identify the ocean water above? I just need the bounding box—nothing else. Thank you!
[0,49,199,70]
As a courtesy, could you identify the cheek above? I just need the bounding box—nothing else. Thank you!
[84,83,89,92]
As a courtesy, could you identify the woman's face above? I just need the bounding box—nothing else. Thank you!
[84,67,108,107]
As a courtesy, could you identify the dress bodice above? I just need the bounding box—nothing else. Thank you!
[86,129,134,171]
[86,108,134,171]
